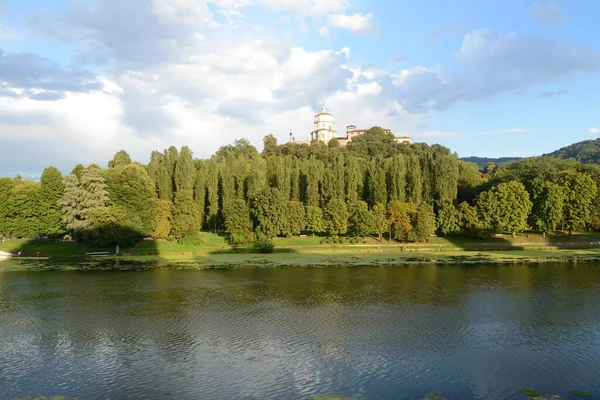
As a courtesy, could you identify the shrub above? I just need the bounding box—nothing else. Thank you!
[249,238,275,253]
[177,233,205,246]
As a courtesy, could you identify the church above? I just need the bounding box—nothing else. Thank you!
[295,105,412,146]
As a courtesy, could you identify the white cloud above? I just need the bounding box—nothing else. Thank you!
[526,1,565,25]
[386,29,600,112]
[589,128,600,134]
[319,26,330,37]
[328,13,373,33]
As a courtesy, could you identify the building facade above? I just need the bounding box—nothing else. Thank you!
[295,106,412,146]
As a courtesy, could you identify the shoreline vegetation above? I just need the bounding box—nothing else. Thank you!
[3,134,600,272]
[2,232,600,271]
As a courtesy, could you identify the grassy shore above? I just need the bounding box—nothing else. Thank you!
[1,232,600,271]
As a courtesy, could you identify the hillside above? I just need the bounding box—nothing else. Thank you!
[459,156,523,169]
[544,138,600,164]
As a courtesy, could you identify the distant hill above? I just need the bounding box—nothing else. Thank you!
[459,156,523,170]
[544,138,600,164]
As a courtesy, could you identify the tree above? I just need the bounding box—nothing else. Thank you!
[328,138,340,149]
[411,204,436,241]
[108,150,133,168]
[251,187,286,239]
[323,198,349,235]
[38,167,65,237]
[282,201,306,236]
[559,170,598,234]
[372,203,388,242]
[152,200,172,240]
[7,181,40,238]
[456,201,480,236]
[61,166,109,241]
[87,205,139,246]
[224,199,253,244]
[171,190,202,239]
[262,134,278,158]
[436,200,459,236]
[477,180,532,237]
[306,206,325,235]
[104,164,157,237]
[386,200,417,241]
[0,177,14,236]
[348,201,375,237]
[529,178,564,236]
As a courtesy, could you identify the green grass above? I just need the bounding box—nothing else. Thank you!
[2,230,600,263]
[0,238,109,257]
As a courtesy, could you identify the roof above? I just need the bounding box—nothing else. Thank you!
[348,128,392,133]
[395,136,411,139]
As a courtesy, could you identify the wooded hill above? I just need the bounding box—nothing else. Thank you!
[461,137,600,169]
[544,138,600,164]
[1,128,600,249]
[459,157,523,170]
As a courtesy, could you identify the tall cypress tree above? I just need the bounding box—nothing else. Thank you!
[39,167,65,237]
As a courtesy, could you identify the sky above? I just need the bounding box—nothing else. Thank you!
[1,0,600,177]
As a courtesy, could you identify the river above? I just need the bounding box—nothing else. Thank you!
[1,263,599,399]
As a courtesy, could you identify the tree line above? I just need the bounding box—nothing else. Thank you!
[1,127,599,247]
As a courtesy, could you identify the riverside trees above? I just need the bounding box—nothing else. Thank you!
[2,132,600,245]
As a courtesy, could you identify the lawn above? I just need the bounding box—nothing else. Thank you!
[1,231,599,260]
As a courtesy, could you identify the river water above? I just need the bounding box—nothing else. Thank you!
[1,263,599,400]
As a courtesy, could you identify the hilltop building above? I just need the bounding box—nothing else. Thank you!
[295,105,411,146]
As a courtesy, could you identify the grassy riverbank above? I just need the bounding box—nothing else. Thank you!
[2,232,600,270]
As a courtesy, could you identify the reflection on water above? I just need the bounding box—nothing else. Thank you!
[1,265,600,399]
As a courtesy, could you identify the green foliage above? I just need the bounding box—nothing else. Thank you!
[530,178,564,234]
[306,206,325,234]
[249,237,275,253]
[0,177,14,235]
[436,201,459,236]
[323,198,349,235]
[176,232,207,246]
[38,167,65,237]
[282,201,306,236]
[252,187,286,239]
[171,190,202,239]
[348,200,374,237]
[107,150,133,168]
[477,180,532,236]
[152,200,172,240]
[7,181,41,237]
[372,203,388,241]
[519,388,542,398]
[559,170,598,233]
[104,164,156,237]
[262,134,278,158]
[61,166,109,240]
[224,198,253,244]
[456,201,480,235]
[412,204,436,241]
[545,137,600,164]
[87,205,140,246]
[387,200,416,241]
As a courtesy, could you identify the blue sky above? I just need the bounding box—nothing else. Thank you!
[1,0,599,176]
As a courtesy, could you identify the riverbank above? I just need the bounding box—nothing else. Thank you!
[2,248,600,272]
[2,233,600,271]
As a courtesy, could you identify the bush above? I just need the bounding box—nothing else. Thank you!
[177,233,205,246]
[249,238,275,253]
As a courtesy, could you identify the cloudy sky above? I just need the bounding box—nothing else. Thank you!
[1,0,600,177]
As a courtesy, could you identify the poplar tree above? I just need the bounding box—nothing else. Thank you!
[348,200,375,237]
[0,177,14,236]
[38,167,65,237]
[323,198,349,235]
